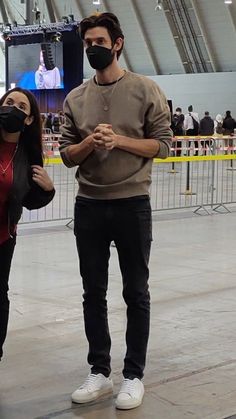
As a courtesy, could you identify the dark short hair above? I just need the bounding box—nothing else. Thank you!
[205,111,209,116]
[79,12,124,58]
[176,107,182,112]
[188,105,193,112]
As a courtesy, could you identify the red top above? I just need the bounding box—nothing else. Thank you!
[0,141,17,245]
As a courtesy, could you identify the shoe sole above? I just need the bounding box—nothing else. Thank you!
[115,399,143,410]
[72,386,113,404]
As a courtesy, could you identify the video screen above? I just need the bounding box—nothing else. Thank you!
[8,42,64,90]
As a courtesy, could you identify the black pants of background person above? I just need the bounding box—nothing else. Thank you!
[0,236,16,360]
[74,195,152,380]
[186,129,199,155]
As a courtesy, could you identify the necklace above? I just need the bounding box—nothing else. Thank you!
[0,142,18,177]
[96,71,125,112]
[97,79,119,112]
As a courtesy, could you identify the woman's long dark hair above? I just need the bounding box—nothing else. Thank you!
[0,87,43,166]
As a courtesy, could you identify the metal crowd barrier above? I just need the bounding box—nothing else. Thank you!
[19,135,236,224]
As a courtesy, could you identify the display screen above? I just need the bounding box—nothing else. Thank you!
[8,42,64,90]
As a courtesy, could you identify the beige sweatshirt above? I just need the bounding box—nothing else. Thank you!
[59,70,172,199]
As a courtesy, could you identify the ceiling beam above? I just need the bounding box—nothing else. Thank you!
[25,0,34,25]
[191,0,217,72]
[130,0,161,74]
[74,0,86,19]
[4,0,17,24]
[0,0,8,23]
[225,1,236,33]
[45,0,56,23]
[163,0,194,73]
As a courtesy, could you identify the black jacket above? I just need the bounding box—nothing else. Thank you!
[7,139,55,234]
[222,116,236,135]
[199,116,214,136]
[171,113,184,136]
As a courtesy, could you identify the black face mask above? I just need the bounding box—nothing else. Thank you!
[86,45,114,70]
[0,105,27,133]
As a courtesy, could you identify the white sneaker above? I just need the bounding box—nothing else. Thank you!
[115,378,144,410]
[71,373,113,404]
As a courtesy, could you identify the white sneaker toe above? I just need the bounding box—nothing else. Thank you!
[72,373,113,404]
[115,378,144,410]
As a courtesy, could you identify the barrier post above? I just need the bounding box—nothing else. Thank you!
[226,135,236,171]
[167,137,179,174]
[180,137,196,196]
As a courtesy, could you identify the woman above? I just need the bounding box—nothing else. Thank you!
[0,87,55,361]
[222,110,236,153]
[222,110,236,135]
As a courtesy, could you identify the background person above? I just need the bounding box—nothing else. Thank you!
[222,110,236,152]
[59,12,172,410]
[171,107,184,156]
[184,105,200,155]
[0,87,55,362]
[35,49,61,89]
[199,111,214,154]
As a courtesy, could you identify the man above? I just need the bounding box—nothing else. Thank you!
[184,105,200,155]
[59,12,172,410]
[199,111,214,154]
[171,107,184,156]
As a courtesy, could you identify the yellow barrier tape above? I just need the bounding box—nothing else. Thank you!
[45,157,63,165]
[154,154,236,163]
[45,154,236,166]
[173,135,236,140]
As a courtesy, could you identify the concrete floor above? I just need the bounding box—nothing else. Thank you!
[1,209,236,419]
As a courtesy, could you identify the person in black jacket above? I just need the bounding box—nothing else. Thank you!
[171,107,184,156]
[199,111,214,155]
[0,87,55,361]
[223,110,236,152]
[223,110,236,135]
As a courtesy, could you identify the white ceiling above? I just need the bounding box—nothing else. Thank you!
[0,0,236,82]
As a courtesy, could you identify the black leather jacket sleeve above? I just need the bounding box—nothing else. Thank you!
[22,184,55,210]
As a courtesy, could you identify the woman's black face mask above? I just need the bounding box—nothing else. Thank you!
[0,105,27,133]
[86,45,115,70]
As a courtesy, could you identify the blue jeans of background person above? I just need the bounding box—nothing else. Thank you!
[0,236,16,359]
[74,195,152,380]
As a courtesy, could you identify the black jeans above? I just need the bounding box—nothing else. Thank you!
[0,236,16,359]
[74,195,152,379]
[186,129,198,155]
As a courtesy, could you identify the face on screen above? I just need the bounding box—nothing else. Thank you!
[7,43,64,90]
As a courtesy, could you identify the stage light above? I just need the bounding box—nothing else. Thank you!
[224,0,232,3]
[2,26,12,41]
[62,16,69,24]
[155,0,163,10]
[51,32,62,42]
[93,0,101,5]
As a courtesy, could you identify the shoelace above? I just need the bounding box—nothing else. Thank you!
[120,379,135,395]
[80,374,100,391]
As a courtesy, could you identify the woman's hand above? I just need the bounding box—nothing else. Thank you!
[31,165,54,191]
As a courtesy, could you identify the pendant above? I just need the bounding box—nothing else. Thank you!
[103,105,109,111]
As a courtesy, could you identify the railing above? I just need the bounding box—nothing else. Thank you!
[19,135,236,224]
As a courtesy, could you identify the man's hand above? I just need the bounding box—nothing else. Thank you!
[93,123,118,151]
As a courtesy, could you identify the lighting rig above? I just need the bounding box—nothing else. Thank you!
[0,21,79,42]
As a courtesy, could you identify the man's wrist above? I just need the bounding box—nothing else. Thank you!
[85,134,95,149]
[115,134,123,148]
